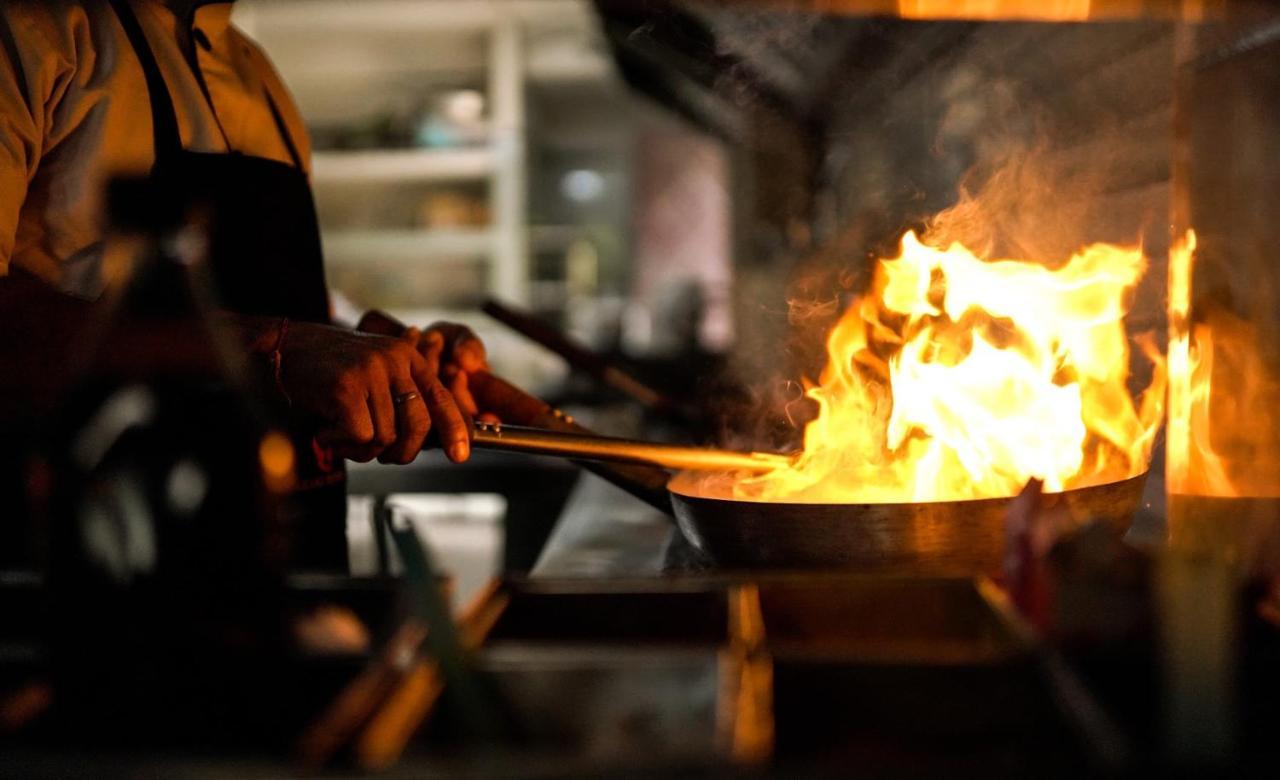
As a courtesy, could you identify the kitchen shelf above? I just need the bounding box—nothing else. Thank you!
[238,0,563,35]
[323,229,496,265]
[311,147,496,185]
[241,0,530,312]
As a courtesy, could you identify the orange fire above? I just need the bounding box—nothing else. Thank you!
[1165,230,1226,494]
[1166,230,1280,498]
[898,0,1091,21]
[734,230,1165,503]
[892,0,1213,22]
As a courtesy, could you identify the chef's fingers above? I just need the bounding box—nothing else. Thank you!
[332,442,380,462]
[355,309,406,338]
[315,425,357,449]
[420,329,445,377]
[379,375,431,465]
[366,361,398,451]
[358,311,484,373]
[443,365,479,418]
[452,337,488,373]
[316,377,378,459]
[321,425,382,463]
[426,322,488,373]
[424,376,471,463]
[334,379,394,463]
[404,349,470,463]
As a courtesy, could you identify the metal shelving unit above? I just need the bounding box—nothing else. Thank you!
[236,0,631,390]
[237,0,530,306]
[322,229,496,266]
[311,148,497,185]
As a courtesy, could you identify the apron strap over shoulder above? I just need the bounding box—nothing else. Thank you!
[106,3,343,570]
[108,0,305,172]
[108,0,184,162]
[264,90,306,171]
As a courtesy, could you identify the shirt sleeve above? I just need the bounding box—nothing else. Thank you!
[0,7,45,277]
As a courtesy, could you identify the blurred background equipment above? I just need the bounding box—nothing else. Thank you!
[234,0,740,580]
[45,177,296,745]
[237,0,735,398]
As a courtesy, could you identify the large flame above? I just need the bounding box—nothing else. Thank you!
[1166,230,1232,495]
[1167,230,1280,498]
[898,0,1091,21]
[734,230,1165,504]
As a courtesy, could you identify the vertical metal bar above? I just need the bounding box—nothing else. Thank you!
[489,17,528,305]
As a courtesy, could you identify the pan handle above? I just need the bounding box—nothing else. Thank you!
[468,421,794,474]
[467,371,673,512]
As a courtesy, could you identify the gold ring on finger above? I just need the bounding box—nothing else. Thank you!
[393,391,421,405]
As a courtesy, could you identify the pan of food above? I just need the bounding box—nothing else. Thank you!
[462,372,1147,575]
[475,213,1166,576]
[462,417,1145,573]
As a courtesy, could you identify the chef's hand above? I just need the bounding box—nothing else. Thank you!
[356,311,497,422]
[278,321,471,465]
[397,322,500,424]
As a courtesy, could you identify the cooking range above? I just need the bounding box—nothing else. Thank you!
[4,0,1280,774]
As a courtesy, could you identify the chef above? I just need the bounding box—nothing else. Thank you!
[0,0,492,569]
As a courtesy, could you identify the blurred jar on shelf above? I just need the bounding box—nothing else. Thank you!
[414,89,489,149]
[417,189,490,229]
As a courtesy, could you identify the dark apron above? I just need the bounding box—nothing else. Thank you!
[110,0,347,570]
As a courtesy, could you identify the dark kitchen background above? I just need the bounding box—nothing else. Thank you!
[233,0,1195,599]
[6,0,1280,773]
[235,0,738,597]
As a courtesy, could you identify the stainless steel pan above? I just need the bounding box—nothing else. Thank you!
[465,421,1146,575]
[464,371,1148,574]
[667,472,1147,574]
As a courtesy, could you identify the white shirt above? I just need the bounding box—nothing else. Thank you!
[0,0,311,295]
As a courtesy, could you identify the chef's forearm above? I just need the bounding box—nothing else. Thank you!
[212,311,293,354]
[0,271,308,355]
[0,273,310,414]
[225,310,414,353]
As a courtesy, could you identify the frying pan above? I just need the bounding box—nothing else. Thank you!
[667,471,1146,574]
[465,372,1148,574]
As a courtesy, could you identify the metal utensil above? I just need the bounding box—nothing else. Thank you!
[466,420,795,473]
[350,520,513,770]
[482,298,692,419]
